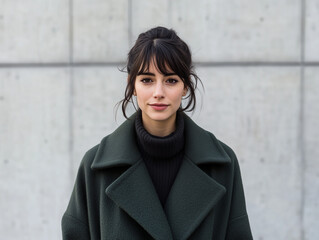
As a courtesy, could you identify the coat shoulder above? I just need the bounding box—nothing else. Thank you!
[203,128,238,165]
[215,138,237,161]
[79,132,115,170]
[79,143,100,170]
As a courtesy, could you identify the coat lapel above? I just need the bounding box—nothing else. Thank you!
[164,157,226,240]
[163,114,231,240]
[91,112,231,240]
[105,159,173,240]
[91,113,173,239]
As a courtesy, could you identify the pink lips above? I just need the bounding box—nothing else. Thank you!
[149,103,169,111]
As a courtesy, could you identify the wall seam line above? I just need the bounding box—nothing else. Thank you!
[300,0,306,239]
[128,0,133,46]
[68,0,75,183]
[1,62,319,68]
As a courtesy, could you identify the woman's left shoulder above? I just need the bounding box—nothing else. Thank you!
[216,137,237,160]
[204,129,239,165]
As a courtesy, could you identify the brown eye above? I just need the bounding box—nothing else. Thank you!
[166,78,178,84]
[141,78,152,83]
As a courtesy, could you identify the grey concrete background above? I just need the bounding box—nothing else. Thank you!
[0,0,318,239]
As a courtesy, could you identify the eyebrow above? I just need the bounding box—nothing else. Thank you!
[137,72,177,77]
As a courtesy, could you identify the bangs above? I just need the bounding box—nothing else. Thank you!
[137,41,185,79]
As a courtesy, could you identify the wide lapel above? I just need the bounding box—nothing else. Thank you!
[105,159,173,240]
[164,157,226,240]
[91,112,231,240]
[163,114,231,240]
[91,113,173,239]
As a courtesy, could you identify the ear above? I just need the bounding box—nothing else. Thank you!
[133,89,137,96]
[182,87,188,96]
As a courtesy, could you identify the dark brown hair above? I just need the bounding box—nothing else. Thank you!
[120,26,202,118]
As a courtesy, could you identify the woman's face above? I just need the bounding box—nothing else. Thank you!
[134,60,187,132]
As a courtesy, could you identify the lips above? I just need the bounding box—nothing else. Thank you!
[148,103,169,111]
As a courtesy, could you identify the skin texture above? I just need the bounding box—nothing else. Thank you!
[134,60,187,137]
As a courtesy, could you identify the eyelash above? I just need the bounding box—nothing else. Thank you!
[166,78,178,84]
[141,78,152,83]
[140,78,178,84]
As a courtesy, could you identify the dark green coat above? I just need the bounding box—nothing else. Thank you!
[62,113,253,240]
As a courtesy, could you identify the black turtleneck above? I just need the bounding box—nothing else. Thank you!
[135,110,185,206]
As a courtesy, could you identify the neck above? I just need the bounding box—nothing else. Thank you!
[141,112,176,137]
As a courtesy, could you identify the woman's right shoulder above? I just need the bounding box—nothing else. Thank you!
[81,144,99,164]
[78,134,110,170]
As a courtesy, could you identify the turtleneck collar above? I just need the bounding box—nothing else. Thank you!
[134,110,185,160]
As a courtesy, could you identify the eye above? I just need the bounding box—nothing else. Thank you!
[166,78,178,84]
[141,78,153,84]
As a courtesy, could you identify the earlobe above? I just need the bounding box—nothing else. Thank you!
[182,88,187,96]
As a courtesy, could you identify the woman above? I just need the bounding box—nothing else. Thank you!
[62,26,253,240]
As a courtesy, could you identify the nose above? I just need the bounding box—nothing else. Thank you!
[153,82,165,99]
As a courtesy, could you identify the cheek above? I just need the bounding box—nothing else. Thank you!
[135,89,150,106]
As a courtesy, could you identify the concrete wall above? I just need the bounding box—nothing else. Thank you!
[0,0,318,239]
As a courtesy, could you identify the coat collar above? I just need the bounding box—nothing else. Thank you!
[91,112,231,240]
[91,112,231,169]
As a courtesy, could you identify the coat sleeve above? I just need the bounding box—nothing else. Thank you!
[61,146,99,240]
[62,214,90,240]
[222,143,254,240]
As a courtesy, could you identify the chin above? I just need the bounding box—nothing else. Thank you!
[145,111,175,122]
